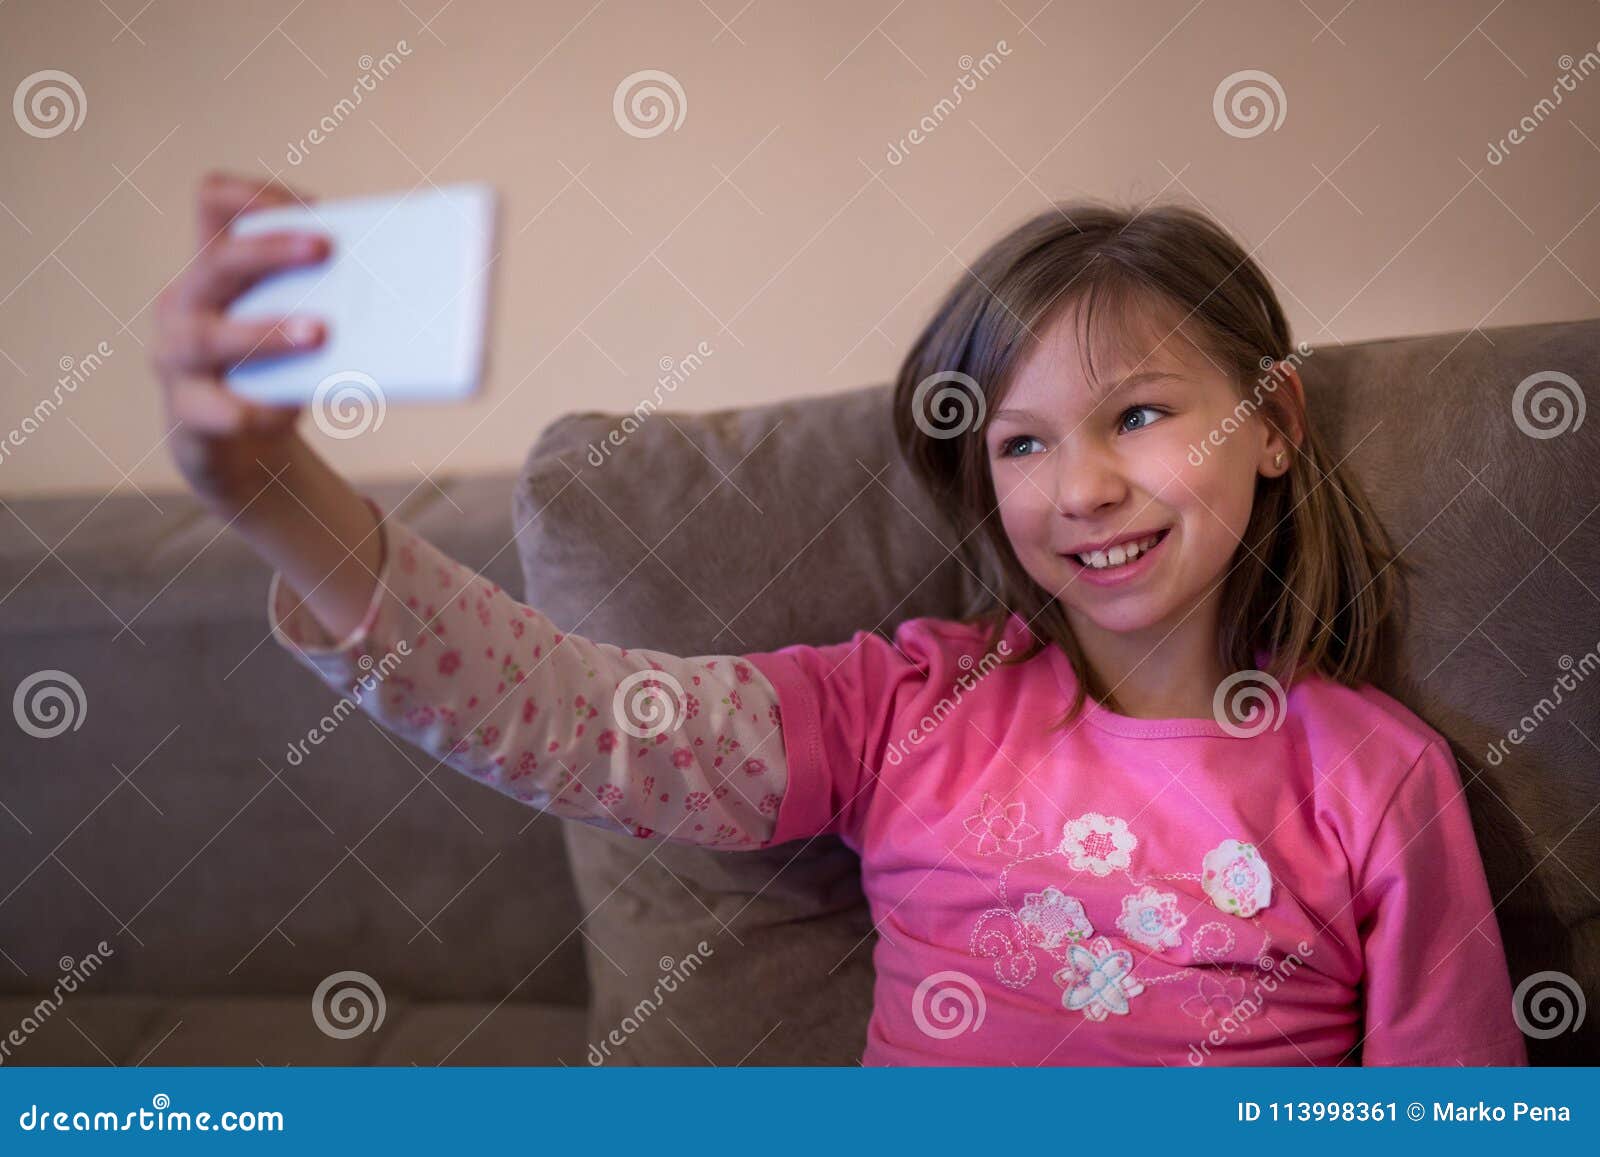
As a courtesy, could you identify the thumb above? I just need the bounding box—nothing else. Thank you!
[169,376,256,437]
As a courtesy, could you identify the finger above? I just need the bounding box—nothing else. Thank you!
[181,230,331,310]
[161,313,325,377]
[196,170,317,251]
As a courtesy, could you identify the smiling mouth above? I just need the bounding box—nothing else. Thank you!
[1061,527,1171,571]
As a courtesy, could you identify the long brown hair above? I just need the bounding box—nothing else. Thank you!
[891,199,1410,727]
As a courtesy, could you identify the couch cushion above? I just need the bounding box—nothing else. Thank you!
[515,319,1598,1065]
[514,385,981,1064]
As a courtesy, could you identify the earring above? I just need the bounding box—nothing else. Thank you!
[1274,451,1285,470]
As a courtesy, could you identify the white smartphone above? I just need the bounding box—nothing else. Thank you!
[223,183,498,404]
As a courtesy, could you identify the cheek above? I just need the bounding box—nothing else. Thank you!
[992,466,1056,555]
[1175,448,1258,547]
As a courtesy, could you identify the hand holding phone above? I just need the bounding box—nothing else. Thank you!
[223,182,498,406]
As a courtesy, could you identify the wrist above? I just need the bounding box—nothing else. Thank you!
[172,429,303,517]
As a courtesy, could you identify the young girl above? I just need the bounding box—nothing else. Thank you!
[152,172,1528,1067]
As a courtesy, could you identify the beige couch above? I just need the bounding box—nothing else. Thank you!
[2,317,1595,1064]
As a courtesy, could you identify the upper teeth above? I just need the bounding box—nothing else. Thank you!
[1077,531,1163,569]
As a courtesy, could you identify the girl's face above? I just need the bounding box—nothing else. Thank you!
[985,302,1291,647]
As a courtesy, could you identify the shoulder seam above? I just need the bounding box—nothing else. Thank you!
[1351,735,1453,896]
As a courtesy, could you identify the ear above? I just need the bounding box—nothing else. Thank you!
[1260,363,1307,478]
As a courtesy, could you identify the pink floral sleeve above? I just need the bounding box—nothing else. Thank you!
[266,495,789,850]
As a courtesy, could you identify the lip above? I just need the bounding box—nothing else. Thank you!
[1060,526,1170,556]
[1059,527,1171,587]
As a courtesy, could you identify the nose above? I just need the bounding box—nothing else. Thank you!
[1049,437,1128,519]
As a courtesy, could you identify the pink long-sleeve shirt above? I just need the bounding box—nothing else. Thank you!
[268,495,1529,1067]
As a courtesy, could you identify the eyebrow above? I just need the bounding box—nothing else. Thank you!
[991,370,1185,423]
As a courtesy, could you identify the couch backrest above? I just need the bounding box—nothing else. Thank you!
[0,474,589,1009]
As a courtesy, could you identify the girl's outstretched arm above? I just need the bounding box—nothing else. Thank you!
[150,171,793,853]
[267,494,789,851]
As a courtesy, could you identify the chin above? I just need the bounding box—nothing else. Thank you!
[1068,600,1173,636]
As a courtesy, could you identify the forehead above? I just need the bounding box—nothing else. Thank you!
[1002,295,1214,407]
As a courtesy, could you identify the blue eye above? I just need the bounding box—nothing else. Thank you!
[1119,405,1166,433]
[996,405,1167,458]
[998,435,1045,459]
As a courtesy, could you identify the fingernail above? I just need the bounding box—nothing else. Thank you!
[299,235,328,258]
[284,317,320,344]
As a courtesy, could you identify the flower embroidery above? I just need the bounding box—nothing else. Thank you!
[1201,839,1273,917]
[1059,812,1137,877]
[1115,885,1187,950]
[1016,886,1094,949]
[1052,935,1145,1021]
[1180,972,1255,1036]
[962,792,1041,857]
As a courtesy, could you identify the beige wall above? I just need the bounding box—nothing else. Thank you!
[1,0,1595,498]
